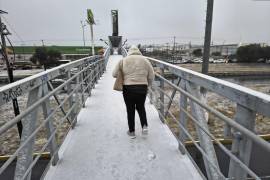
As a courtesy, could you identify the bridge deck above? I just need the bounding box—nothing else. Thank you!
[44,55,203,180]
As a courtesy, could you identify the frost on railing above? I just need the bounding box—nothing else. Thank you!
[147,57,270,180]
[0,55,105,180]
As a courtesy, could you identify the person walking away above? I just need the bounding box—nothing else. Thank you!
[112,46,154,139]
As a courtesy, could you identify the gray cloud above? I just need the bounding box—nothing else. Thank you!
[1,0,270,46]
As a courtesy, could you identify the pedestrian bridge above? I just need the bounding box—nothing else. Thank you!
[44,55,202,180]
[0,48,270,180]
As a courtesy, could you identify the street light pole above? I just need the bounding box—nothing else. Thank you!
[80,20,86,47]
[87,9,95,56]
[90,24,95,55]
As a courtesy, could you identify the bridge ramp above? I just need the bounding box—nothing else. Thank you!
[44,55,203,180]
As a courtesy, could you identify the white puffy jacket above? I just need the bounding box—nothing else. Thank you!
[112,47,154,86]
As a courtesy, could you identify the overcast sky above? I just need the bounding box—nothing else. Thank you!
[1,0,270,46]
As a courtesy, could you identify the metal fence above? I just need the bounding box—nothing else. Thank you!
[0,55,105,180]
[145,56,270,180]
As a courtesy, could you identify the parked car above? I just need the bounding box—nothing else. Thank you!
[213,59,226,63]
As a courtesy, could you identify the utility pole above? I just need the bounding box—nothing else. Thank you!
[87,9,95,56]
[189,41,192,61]
[202,0,214,74]
[173,36,176,63]
[90,24,95,55]
[80,20,86,47]
[0,10,22,137]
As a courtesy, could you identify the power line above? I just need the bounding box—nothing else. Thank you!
[2,16,25,44]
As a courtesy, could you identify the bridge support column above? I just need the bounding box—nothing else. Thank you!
[41,83,59,166]
[14,86,41,180]
[186,82,220,180]
[228,104,256,180]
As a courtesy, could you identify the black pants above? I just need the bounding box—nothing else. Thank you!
[123,85,148,132]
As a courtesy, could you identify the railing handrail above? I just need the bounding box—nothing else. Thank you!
[0,55,105,179]
[146,56,270,117]
[0,55,102,106]
[0,59,103,136]
[139,50,270,179]
[155,73,270,153]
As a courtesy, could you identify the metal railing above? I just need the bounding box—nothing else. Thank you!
[0,55,105,180]
[143,56,270,180]
[121,47,128,57]
[104,48,111,67]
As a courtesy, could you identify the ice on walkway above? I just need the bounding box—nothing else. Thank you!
[44,55,203,180]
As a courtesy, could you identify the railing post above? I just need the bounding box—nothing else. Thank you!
[97,62,100,80]
[149,84,153,104]
[41,83,59,166]
[14,86,42,180]
[84,61,91,97]
[103,59,106,73]
[178,79,187,154]
[72,74,80,127]
[186,81,220,180]
[89,69,93,96]
[79,65,85,108]
[98,61,101,79]
[98,60,101,79]
[92,64,96,89]
[86,63,92,97]
[159,66,165,123]
[153,82,159,107]
[67,71,76,128]
[228,104,256,180]
[94,61,98,84]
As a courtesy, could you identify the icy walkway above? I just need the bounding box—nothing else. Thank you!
[44,55,203,180]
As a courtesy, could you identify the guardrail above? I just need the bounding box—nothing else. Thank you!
[0,55,105,180]
[104,48,111,68]
[144,56,270,180]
